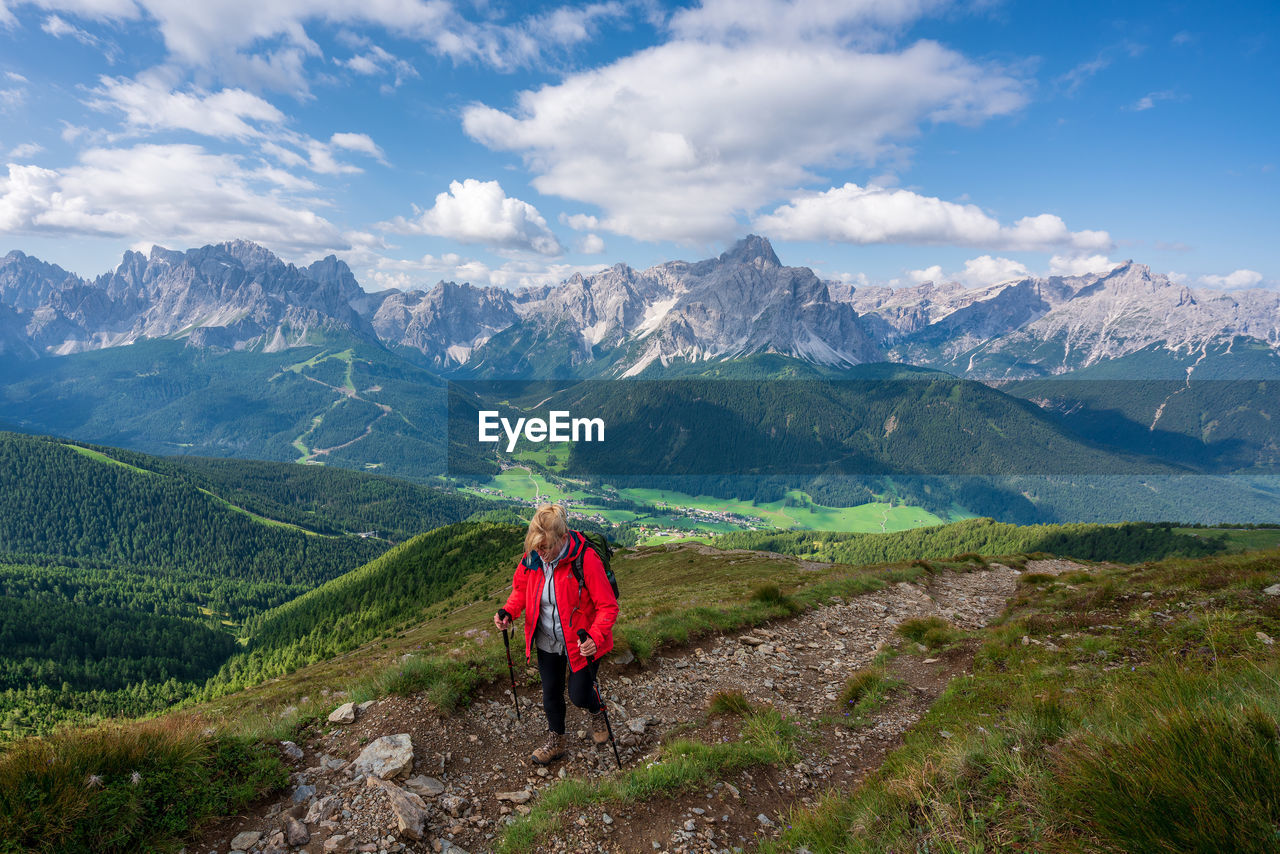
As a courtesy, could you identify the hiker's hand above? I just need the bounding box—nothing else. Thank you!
[578,636,597,658]
[495,609,513,630]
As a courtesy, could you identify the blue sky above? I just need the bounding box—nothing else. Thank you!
[0,0,1275,292]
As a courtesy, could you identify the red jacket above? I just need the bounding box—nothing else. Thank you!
[503,531,618,672]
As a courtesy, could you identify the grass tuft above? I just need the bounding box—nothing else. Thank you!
[834,668,902,728]
[895,616,963,650]
[708,690,752,716]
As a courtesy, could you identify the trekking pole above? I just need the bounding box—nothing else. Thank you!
[499,610,521,723]
[577,629,622,769]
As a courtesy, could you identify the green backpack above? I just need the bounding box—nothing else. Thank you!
[570,530,619,600]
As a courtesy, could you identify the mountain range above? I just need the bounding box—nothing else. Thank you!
[3,235,1280,526]
[5,235,1278,380]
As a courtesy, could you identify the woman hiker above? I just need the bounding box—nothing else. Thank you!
[494,504,619,764]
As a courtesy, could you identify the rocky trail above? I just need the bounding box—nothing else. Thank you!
[193,560,1074,854]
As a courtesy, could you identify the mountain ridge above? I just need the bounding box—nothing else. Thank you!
[4,237,1278,379]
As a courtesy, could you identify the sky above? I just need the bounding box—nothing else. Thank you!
[0,0,1276,293]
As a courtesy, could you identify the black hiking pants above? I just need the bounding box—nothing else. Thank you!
[536,647,600,734]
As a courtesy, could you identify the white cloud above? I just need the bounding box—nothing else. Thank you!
[908,255,1030,287]
[464,39,1027,243]
[908,264,943,284]
[87,71,284,139]
[1199,269,1263,289]
[259,131,385,175]
[339,44,418,87]
[1048,253,1117,277]
[577,233,605,254]
[10,0,627,93]
[42,13,118,59]
[1058,41,1145,96]
[668,0,949,46]
[0,79,26,111]
[380,178,563,256]
[1127,89,1178,111]
[756,183,1111,252]
[7,142,43,158]
[561,213,600,230]
[522,2,626,50]
[0,143,354,255]
[328,131,386,162]
[357,250,604,291]
[957,255,1030,286]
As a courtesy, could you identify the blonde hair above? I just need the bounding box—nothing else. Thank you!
[525,503,568,555]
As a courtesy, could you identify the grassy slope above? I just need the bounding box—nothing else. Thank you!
[6,522,1276,854]
[193,540,932,724]
[770,547,1280,854]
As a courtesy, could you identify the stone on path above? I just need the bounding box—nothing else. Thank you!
[405,775,445,797]
[230,830,261,850]
[350,733,414,780]
[368,776,430,840]
[304,794,340,824]
[283,815,309,846]
[328,701,357,724]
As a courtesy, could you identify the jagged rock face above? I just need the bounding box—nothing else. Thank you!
[0,303,37,358]
[500,236,881,375]
[938,263,1280,377]
[2,237,1278,379]
[0,251,80,311]
[371,282,519,367]
[2,241,377,356]
[834,262,1280,378]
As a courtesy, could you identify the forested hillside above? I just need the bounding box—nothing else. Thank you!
[151,455,495,542]
[0,433,507,738]
[715,518,1226,565]
[0,435,387,616]
[202,522,525,698]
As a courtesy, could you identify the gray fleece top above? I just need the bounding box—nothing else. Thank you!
[532,538,570,654]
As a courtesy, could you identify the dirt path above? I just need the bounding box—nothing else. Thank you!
[194,562,1073,854]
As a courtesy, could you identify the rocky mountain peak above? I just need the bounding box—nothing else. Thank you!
[218,239,284,275]
[719,234,780,267]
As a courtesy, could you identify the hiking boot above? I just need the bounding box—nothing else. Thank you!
[590,710,610,745]
[531,731,566,764]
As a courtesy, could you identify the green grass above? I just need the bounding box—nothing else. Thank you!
[1055,699,1280,853]
[708,689,752,716]
[895,616,964,650]
[619,487,947,533]
[476,469,582,503]
[1180,526,1280,553]
[835,668,900,728]
[0,718,286,854]
[766,547,1280,854]
[62,444,155,475]
[498,706,802,853]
